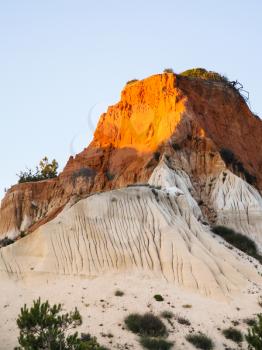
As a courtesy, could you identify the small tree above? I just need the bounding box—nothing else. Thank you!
[246,314,262,349]
[39,157,58,179]
[16,298,82,350]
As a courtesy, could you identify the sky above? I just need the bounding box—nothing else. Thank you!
[0,0,261,200]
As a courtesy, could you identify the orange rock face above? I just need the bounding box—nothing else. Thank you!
[0,73,261,238]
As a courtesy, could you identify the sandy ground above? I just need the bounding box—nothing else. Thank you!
[0,271,261,350]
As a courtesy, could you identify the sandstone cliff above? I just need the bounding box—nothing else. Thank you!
[1,72,261,244]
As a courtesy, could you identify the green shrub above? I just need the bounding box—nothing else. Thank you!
[79,333,108,350]
[244,318,257,327]
[176,316,191,326]
[222,327,243,343]
[186,333,214,349]
[211,225,261,262]
[163,68,174,74]
[16,298,82,349]
[160,311,174,319]
[219,148,257,185]
[140,337,173,350]
[124,313,167,337]
[154,294,164,302]
[114,290,124,297]
[180,68,228,83]
[0,237,14,248]
[246,314,262,349]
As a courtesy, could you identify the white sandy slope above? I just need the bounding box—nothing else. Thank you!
[0,272,261,350]
[211,170,262,251]
[0,162,262,349]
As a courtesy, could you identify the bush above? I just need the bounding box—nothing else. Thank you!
[186,333,214,349]
[79,334,108,350]
[244,318,257,327]
[114,290,124,297]
[246,314,262,349]
[176,316,191,326]
[124,313,167,337]
[160,311,174,319]
[163,68,174,74]
[211,225,261,262]
[180,68,228,83]
[16,298,82,350]
[154,294,164,302]
[220,148,235,164]
[0,237,14,248]
[140,337,173,350]
[17,157,58,183]
[222,327,243,343]
[219,148,257,185]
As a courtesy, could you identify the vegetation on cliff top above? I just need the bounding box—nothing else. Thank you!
[17,157,58,183]
[180,67,228,83]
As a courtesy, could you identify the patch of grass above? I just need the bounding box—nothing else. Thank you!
[154,294,164,302]
[211,225,262,262]
[222,327,243,343]
[186,333,214,350]
[140,337,173,350]
[176,316,191,326]
[160,311,174,319]
[124,313,167,337]
[114,290,124,297]
[243,318,256,327]
[180,68,228,83]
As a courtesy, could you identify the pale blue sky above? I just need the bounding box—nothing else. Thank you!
[0,0,261,199]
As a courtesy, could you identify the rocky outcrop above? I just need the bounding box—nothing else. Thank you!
[1,72,261,242]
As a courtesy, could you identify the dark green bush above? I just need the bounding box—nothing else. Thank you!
[163,68,174,74]
[79,333,108,350]
[244,317,257,327]
[114,290,124,297]
[176,316,191,326]
[124,313,167,337]
[246,314,262,349]
[220,148,235,164]
[186,333,214,349]
[222,327,243,343]
[140,337,173,350]
[0,237,14,248]
[211,225,261,262]
[160,311,174,319]
[154,294,164,302]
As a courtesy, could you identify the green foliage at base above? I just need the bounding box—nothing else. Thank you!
[222,327,243,343]
[246,314,262,349]
[212,225,261,262]
[16,298,82,349]
[186,333,214,350]
[140,337,173,350]
[0,237,14,248]
[124,313,167,337]
[154,294,164,302]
